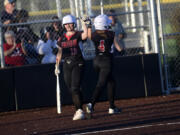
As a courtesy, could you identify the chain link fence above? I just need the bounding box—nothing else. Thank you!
[159,0,180,90]
[0,0,157,68]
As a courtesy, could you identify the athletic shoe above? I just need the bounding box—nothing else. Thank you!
[108,107,121,114]
[86,103,93,119]
[73,109,85,120]
[86,103,93,114]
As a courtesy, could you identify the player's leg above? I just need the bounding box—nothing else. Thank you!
[88,56,110,108]
[86,56,111,117]
[107,67,121,114]
[63,62,72,90]
[107,77,115,109]
[71,64,84,110]
[71,63,85,120]
[92,67,110,106]
[86,66,110,118]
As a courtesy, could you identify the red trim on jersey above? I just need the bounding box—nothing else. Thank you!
[65,32,76,41]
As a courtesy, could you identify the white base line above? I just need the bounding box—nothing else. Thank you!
[72,121,180,135]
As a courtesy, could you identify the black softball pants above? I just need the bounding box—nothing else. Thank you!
[91,55,115,109]
[63,58,84,110]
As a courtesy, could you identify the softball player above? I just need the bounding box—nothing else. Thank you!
[55,15,88,120]
[86,14,123,117]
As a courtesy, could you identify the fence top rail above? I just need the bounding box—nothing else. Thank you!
[0,19,62,27]
[124,25,149,30]
[107,10,150,16]
[0,10,150,28]
[0,18,149,30]
[164,32,180,37]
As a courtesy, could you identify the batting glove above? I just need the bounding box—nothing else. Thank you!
[81,15,92,28]
[55,64,60,75]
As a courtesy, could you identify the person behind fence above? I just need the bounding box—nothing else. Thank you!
[16,9,39,44]
[50,16,64,40]
[3,30,26,66]
[86,14,123,118]
[1,0,18,34]
[15,9,40,64]
[108,9,126,56]
[55,14,89,120]
[36,26,57,64]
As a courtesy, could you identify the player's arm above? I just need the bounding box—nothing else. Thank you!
[56,47,62,66]
[3,20,11,25]
[81,16,92,40]
[81,20,88,40]
[4,45,16,56]
[55,46,62,75]
[113,36,123,52]
[87,28,92,40]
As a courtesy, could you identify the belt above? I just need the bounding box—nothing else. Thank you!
[97,53,111,57]
[98,53,104,56]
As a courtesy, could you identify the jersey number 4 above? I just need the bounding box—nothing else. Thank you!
[98,40,105,52]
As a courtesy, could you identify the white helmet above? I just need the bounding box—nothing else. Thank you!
[62,14,77,26]
[94,14,112,30]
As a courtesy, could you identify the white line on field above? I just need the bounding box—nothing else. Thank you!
[71,121,180,135]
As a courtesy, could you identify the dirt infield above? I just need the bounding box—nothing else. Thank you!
[1,94,180,135]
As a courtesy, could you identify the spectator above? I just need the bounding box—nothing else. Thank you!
[15,9,40,65]
[16,9,39,44]
[3,30,26,66]
[22,40,40,65]
[108,9,126,56]
[15,9,40,64]
[50,16,64,40]
[36,26,57,64]
[1,0,18,33]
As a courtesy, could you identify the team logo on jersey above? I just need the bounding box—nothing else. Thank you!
[61,39,78,48]
[98,40,105,52]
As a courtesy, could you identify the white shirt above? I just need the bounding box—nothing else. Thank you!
[36,39,57,64]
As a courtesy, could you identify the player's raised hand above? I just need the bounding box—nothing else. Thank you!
[81,15,92,28]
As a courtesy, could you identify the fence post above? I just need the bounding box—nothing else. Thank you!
[100,0,104,15]
[79,0,84,17]
[156,0,170,94]
[130,0,136,32]
[148,0,165,94]
[138,0,144,31]
[85,0,93,16]
[0,22,5,68]
[149,0,159,53]
[75,0,80,30]
[56,0,62,19]
[124,0,130,27]
[69,0,76,16]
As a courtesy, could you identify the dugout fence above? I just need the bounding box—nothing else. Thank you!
[1,0,180,95]
[157,0,180,93]
[0,0,158,66]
